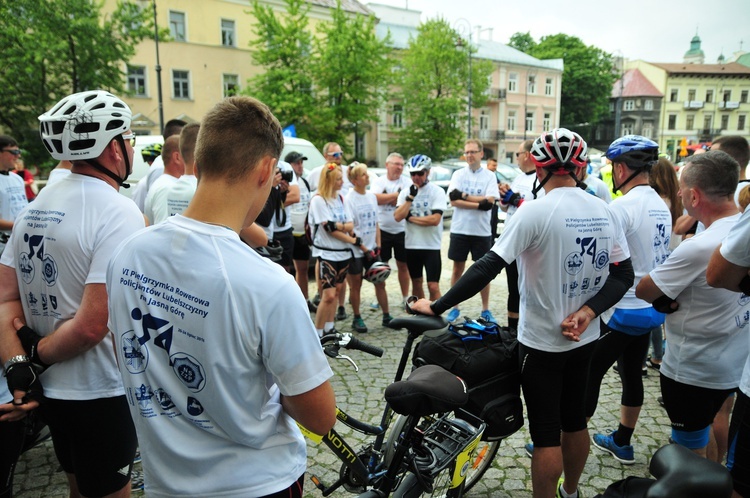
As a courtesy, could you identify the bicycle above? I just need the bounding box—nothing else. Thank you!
[299,316,486,497]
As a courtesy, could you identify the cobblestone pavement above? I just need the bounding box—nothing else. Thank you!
[13,223,671,497]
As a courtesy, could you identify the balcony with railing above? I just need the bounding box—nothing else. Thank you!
[718,101,740,110]
[683,100,704,109]
[485,88,507,100]
[472,129,506,141]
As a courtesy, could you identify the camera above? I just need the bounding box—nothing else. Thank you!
[280,169,294,183]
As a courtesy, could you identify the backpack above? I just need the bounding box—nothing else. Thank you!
[413,322,523,440]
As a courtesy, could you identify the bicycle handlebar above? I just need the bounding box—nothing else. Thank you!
[320,332,384,358]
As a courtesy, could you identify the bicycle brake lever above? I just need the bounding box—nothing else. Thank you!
[335,353,359,372]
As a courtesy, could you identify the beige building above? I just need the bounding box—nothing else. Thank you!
[101,0,370,135]
[370,3,563,165]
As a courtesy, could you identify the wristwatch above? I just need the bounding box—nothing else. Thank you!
[3,355,30,373]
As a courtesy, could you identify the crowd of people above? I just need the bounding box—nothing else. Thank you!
[0,88,749,498]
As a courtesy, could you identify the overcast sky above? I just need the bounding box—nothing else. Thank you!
[366,0,750,63]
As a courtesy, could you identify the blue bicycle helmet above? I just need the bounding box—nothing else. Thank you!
[606,135,659,170]
[407,154,432,173]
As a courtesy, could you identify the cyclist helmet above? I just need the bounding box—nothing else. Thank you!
[407,154,432,173]
[39,90,132,161]
[141,143,163,162]
[605,135,659,170]
[364,261,391,284]
[530,128,588,173]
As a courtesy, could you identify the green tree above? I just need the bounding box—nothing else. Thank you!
[509,32,616,132]
[0,0,155,169]
[309,1,393,156]
[246,0,316,137]
[394,19,492,161]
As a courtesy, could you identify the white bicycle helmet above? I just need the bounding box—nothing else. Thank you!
[39,90,132,161]
[365,261,391,284]
[530,128,588,173]
[407,154,432,173]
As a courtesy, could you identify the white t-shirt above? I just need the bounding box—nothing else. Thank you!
[448,166,500,237]
[308,164,352,196]
[0,173,145,400]
[396,182,446,250]
[271,161,298,233]
[106,215,332,498]
[308,193,354,261]
[504,171,545,224]
[345,190,379,257]
[492,187,630,352]
[601,186,672,320]
[166,174,197,218]
[583,174,613,203]
[0,171,28,254]
[131,156,164,212]
[719,208,750,397]
[46,168,72,186]
[290,174,312,236]
[650,213,748,390]
[370,174,411,235]
[145,173,179,225]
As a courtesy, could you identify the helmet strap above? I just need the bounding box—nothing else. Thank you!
[531,170,551,198]
[612,164,641,195]
[569,171,587,191]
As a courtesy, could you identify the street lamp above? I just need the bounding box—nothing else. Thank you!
[613,51,624,138]
[523,70,536,141]
[143,0,165,134]
[454,19,473,139]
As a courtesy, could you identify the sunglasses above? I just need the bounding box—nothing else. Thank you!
[329,152,343,158]
[410,171,426,176]
[2,149,21,156]
[515,151,526,157]
[122,132,136,147]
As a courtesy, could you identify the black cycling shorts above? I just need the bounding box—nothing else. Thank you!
[319,258,350,290]
[41,395,137,497]
[292,235,311,261]
[660,374,734,433]
[730,391,750,497]
[380,230,407,263]
[447,233,492,262]
[406,249,441,282]
[273,227,294,268]
[348,256,365,275]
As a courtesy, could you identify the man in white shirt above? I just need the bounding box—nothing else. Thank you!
[131,119,186,212]
[106,96,336,497]
[0,90,145,497]
[446,139,499,323]
[165,123,200,218]
[144,135,183,224]
[0,135,28,256]
[636,150,748,460]
[286,151,317,311]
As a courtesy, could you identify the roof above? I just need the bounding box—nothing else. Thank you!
[612,69,662,98]
[376,22,563,71]
[310,0,371,15]
[649,62,750,75]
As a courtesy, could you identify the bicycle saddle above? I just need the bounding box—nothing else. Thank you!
[384,364,468,417]
[387,315,448,334]
[646,444,732,498]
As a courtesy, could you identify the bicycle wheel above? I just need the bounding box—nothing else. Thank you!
[394,466,462,498]
[463,439,500,493]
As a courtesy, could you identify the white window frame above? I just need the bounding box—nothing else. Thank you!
[222,73,239,97]
[623,100,635,111]
[507,110,516,131]
[127,65,147,97]
[508,73,518,92]
[169,10,186,42]
[686,114,694,130]
[527,75,536,94]
[525,111,534,132]
[543,112,551,131]
[642,122,653,138]
[644,100,653,111]
[392,104,403,128]
[172,69,191,99]
[221,19,236,47]
[739,114,746,131]
[544,77,553,96]
[622,122,634,135]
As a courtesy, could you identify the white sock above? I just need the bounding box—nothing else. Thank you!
[558,482,578,498]
[316,328,324,337]
[324,322,334,332]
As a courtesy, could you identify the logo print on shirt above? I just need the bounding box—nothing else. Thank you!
[121,331,149,373]
[27,292,38,308]
[136,384,154,409]
[564,253,584,275]
[171,354,206,392]
[154,389,175,411]
[187,396,204,416]
[19,253,34,284]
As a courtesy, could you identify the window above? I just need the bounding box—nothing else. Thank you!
[507,110,516,131]
[642,122,653,138]
[688,89,696,101]
[624,100,635,111]
[169,11,186,41]
[645,100,653,111]
[221,19,235,47]
[703,114,713,130]
[527,75,536,94]
[723,90,732,102]
[739,115,746,131]
[622,122,634,135]
[172,70,190,99]
[508,73,518,92]
[545,77,553,96]
[479,110,490,131]
[668,114,676,130]
[706,89,714,103]
[670,89,678,102]
[609,101,615,112]
[686,114,694,130]
[721,114,729,130]
[525,111,534,132]
[543,112,551,131]
[741,90,748,104]
[223,74,239,97]
[127,65,147,96]
[392,104,403,128]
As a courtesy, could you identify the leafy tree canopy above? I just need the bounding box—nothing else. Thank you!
[0,0,155,169]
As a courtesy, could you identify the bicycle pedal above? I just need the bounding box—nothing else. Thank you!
[309,474,326,491]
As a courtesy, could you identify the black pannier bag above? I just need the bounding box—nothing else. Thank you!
[413,323,523,441]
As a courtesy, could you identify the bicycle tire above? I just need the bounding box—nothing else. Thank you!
[394,466,463,498]
[385,414,499,493]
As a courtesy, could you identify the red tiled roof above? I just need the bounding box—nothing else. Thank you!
[612,69,662,98]
[649,62,750,75]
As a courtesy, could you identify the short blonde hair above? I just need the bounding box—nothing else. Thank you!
[739,184,750,212]
[347,162,367,182]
